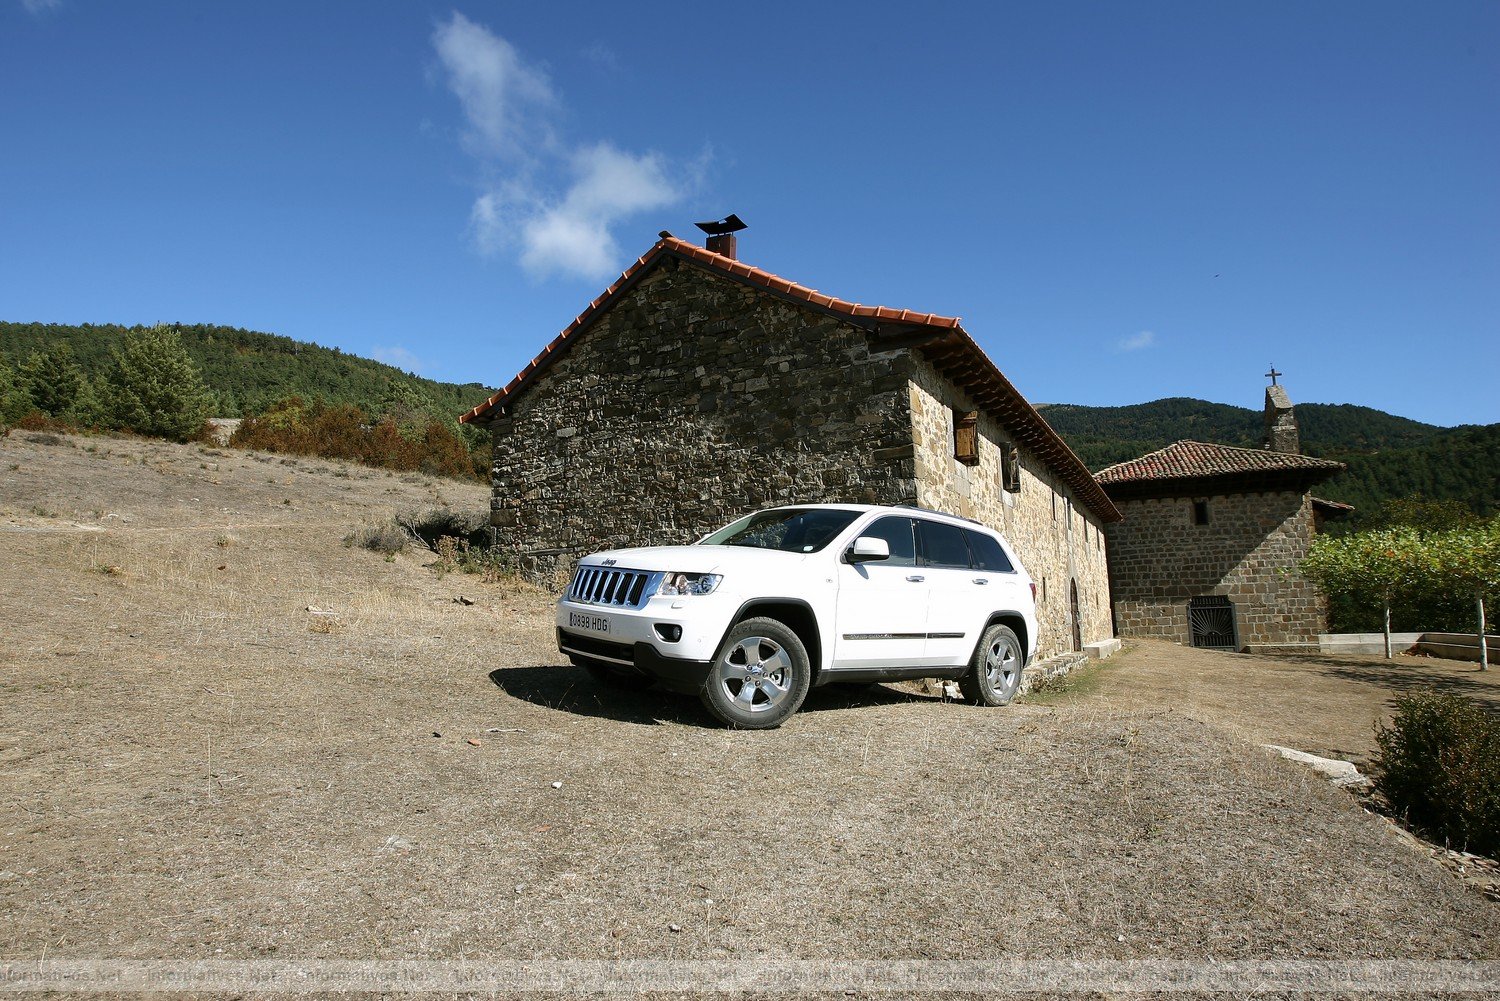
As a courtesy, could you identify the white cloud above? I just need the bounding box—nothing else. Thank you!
[431,11,555,161]
[1117,330,1157,352]
[372,346,425,374]
[580,41,620,74]
[21,0,63,13]
[516,144,681,278]
[432,13,700,280]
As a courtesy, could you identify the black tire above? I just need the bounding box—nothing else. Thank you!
[958,623,1024,707]
[700,617,811,729]
[571,655,654,690]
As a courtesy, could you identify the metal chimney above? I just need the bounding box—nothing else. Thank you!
[695,214,747,259]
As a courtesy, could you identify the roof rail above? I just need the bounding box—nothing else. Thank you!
[893,503,983,526]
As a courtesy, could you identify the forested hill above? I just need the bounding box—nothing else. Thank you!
[0,322,494,419]
[1038,397,1498,520]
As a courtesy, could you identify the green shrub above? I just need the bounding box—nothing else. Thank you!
[1374,694,1500,856]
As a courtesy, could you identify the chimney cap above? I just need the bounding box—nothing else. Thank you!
[695,213,747,236]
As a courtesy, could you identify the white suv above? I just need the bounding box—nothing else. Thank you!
[555,504,1039,729]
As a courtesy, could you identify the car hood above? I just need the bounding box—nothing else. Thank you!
[575,544,812,576]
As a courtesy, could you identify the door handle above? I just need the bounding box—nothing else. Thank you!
[972,578,989,585]
[906,575,925,583]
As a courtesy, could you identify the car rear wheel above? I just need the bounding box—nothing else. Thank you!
[959,623,1023,706]
[700,617,811,729]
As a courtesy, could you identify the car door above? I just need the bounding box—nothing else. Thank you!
[831,516,928,670]
[915,519,984,668]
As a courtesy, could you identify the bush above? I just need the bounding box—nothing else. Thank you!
[343,523,408,556]
[396,508,489,550]
[344,509,513,580]
[231,397,482,480]
[1374,694,1500,857]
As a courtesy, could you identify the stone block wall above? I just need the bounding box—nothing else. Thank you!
[487,261,918,585]
[907,359,1115,660]
[1105,490,1326,647]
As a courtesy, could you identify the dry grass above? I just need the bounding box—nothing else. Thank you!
[1,432,1496,983]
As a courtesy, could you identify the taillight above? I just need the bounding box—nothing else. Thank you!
[1029,582,1037,603]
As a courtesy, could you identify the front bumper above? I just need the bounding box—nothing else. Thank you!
[555,629,714,694]
[555,593,732,694]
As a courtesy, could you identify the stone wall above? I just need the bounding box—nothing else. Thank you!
[1105,490,1326,647]
[487,261,918,585]
[906,359,1115,660]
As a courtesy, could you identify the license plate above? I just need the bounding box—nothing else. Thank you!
[568,611,611,634]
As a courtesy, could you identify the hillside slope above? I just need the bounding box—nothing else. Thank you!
[2,431,1497,967]
[0,321,494,418]
[1039,397,1496,518]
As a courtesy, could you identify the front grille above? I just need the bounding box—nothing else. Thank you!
[567,565,659,609]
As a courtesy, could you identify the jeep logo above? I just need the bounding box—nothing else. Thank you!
[602,558,617,566]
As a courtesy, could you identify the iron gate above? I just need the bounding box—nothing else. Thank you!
[1188,596,1239,651]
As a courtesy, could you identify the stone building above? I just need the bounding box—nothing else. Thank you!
[459,227,1122,660]
[1096,381,1344,651]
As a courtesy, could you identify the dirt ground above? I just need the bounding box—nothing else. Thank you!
[2,432,1497,992]
[1039,639,1500,766]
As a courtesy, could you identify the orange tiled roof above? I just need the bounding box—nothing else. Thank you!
[457,234,961,427]
[1096,440,1344,485]
[459,234,1121,523]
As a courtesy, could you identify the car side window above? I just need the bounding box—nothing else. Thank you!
[858,517,916,567]
[916,520,974,570]
[964,530,1015,573]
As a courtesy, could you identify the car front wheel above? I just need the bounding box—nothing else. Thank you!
[700,617,811,729]
[959,623,1024,706]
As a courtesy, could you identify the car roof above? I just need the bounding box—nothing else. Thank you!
[764,502,996,533]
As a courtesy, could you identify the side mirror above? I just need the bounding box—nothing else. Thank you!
[845,536,891,563]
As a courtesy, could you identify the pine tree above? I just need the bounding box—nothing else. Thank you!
[105,324,213,441]
[18,344,85,417]
[0,353,31,425]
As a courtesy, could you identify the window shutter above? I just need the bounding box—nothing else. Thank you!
[954,411,979,466]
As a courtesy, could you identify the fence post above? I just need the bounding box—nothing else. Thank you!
[1479,593,1489,673]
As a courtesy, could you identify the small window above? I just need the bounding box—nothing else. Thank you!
[964,530,1015,573]
[1041,577,1048,604]
[916,519,974,569]
[858,516,916,568]
[1001,443,1021,492]
[1193,500,1210,526]
[953,410,979,466]
[1051,491,1058,521]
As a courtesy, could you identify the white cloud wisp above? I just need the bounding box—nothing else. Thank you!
[433,13,694,281]
[1117,330,1157,352]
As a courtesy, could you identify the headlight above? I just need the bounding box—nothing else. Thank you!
[657,572,722,597]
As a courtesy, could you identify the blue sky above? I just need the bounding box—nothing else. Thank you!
[2,1,1496,426]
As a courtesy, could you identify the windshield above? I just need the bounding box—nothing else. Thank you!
[698,508,861,554]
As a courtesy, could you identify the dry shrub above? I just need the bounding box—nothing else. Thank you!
[344,523,408,556]
[307,614,341,634]
[229,397,480,480]
[397,508,488,550]
[1375,693,1500,857]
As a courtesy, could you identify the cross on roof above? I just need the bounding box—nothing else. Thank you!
[1265,365,1282,386]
